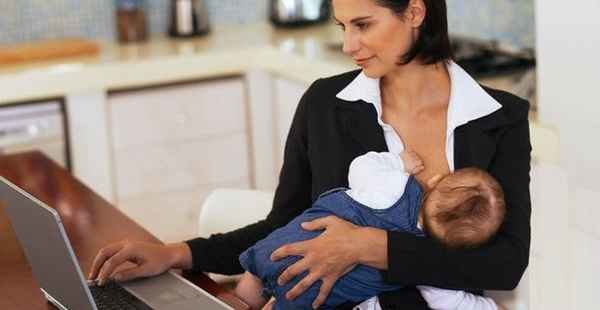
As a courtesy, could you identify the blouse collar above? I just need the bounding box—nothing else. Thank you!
[335,61,502,134]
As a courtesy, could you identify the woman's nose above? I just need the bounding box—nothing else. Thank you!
[342,32,360,55]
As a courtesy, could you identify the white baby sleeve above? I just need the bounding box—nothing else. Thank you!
[346,152,410,210]
[417,286,498,310]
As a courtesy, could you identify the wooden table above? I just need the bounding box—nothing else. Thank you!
[0,151,249,310]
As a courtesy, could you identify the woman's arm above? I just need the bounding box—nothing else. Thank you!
[88,80,322,283]
[184,79,320,275]
[273,105,531,308]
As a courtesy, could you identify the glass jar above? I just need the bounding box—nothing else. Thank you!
[115,0,148,43]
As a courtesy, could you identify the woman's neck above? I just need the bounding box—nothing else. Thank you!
[380,61,451,114]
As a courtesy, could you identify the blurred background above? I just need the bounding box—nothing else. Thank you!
[0,1,534,47]
[0,1,597,309]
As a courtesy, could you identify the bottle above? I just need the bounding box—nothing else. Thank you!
[169,0,210,38]
[115,0,148,43]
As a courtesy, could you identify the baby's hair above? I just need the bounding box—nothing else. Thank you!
[422,168,506,249]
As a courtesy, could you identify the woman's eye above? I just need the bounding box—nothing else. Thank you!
[356,22,370,31]
[335,22,346,31]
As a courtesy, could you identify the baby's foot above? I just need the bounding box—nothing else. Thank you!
[400,150,425,174]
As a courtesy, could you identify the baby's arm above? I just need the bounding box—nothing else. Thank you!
[417,286,498,310]
[235,271,268,310]
[399,150,425,175]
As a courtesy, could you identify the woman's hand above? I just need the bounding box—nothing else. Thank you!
[261,297,276,310]
[270,216,362,309]
[88,240,192,285]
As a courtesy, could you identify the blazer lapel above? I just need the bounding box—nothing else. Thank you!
[454,124,496,170]
[334,97,515,172]
[335,100,388,153]
[454,108,511,170]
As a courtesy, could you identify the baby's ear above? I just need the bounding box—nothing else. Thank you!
[427,174,444,189]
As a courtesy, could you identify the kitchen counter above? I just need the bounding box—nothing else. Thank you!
[0,23,354,104]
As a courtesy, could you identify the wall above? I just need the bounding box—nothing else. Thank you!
[1,0,534,48]
[534,0,600,309]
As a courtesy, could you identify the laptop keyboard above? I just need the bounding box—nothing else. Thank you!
[89,281,152,310]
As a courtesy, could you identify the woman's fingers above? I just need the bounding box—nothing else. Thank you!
[96,246,133,285]
[271,241,307,262]
[271,216,361,307]
[414,164,425,173]
[277,257,310,285]
[261,297,275,310]
[300,216,334,231]
[284,271,321,301]
[312,277,336,309]
[89,241,176,285]
[112,264,151,282]
[88,241,126,280]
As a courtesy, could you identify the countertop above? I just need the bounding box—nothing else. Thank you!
[0,22,353,104]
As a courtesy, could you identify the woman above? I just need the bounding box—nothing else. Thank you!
[89,0,531,309]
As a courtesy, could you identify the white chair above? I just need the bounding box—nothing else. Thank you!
[197,188,274,283]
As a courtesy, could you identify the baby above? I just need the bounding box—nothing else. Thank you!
[235,151,506,310]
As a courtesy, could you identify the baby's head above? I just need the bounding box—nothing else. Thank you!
[421,168,505,249]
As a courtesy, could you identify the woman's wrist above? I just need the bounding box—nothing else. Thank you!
[355,226,388,270]
[166,242,193,270]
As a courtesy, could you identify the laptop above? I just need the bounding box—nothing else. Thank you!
[0,176,234,310]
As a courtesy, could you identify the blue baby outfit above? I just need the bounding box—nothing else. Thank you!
[239,175,424,310]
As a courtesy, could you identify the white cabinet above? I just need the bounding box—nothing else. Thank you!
[108,77,251,241]
[0,101,68,168]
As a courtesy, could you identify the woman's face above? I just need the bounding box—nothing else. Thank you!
[332,0,424,78]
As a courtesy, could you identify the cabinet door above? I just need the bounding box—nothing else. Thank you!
[273,77,309,171]
[108,77,251,241]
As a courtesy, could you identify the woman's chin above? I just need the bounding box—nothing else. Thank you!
[361,67,385,79]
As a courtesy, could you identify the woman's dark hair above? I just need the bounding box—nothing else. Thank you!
[375,0,453,65]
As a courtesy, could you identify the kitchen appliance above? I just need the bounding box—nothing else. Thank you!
[269,0,331,27]
[169,0,210,37]
[0,101,69,169]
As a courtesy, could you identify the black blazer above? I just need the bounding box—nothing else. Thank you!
[187,70,532,309]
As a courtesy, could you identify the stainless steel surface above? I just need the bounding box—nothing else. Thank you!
[270,0,330,26]
[170,0,210,37]
[124,271,234,310]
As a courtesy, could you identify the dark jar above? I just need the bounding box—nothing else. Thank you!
[115,0,148,43]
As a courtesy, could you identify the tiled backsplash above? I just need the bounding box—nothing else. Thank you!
[0,0,534,48]
[0,0,268,44]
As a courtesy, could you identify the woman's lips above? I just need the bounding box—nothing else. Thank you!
[354,56,374,66]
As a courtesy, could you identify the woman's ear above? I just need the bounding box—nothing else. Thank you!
[406,0,427,28]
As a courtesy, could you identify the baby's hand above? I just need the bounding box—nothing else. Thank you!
[400,150,424,175]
